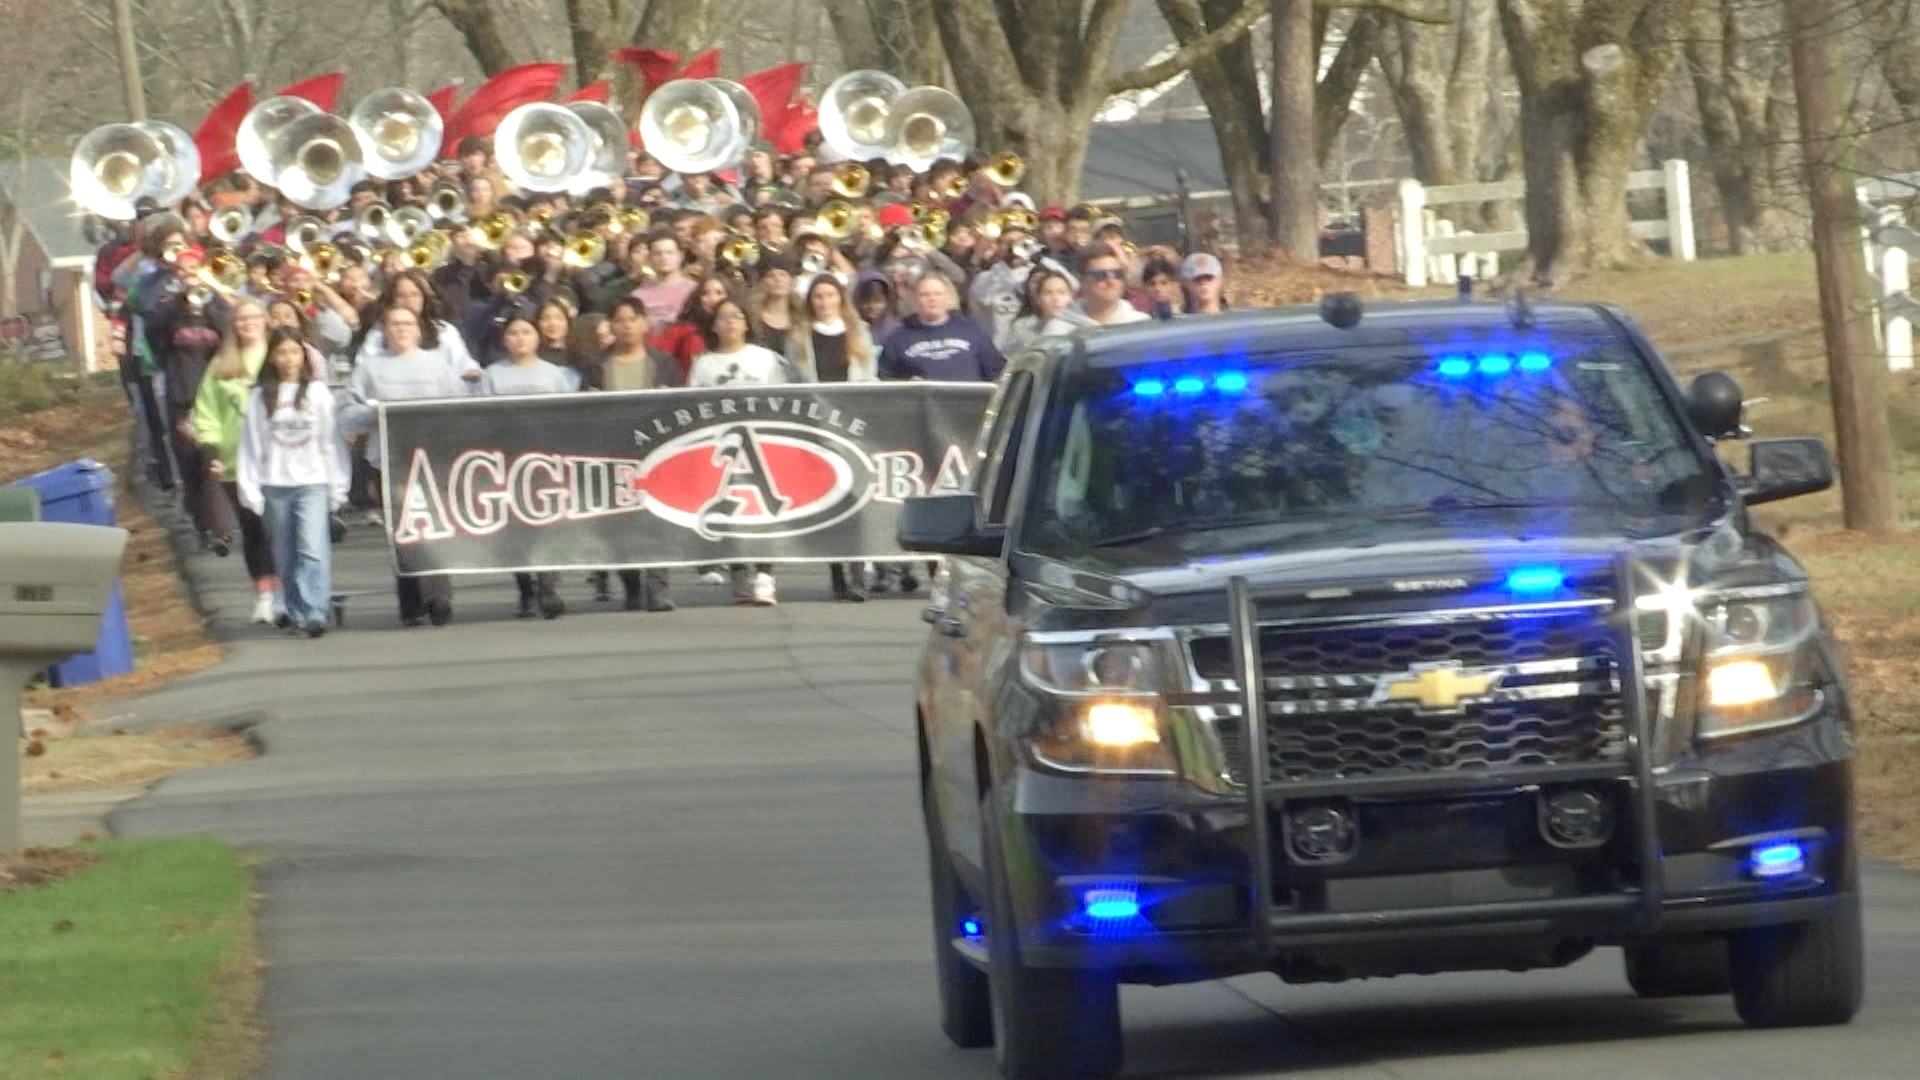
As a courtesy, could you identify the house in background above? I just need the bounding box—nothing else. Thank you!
[0,158,102,371]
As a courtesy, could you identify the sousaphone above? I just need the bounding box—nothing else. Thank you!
[886,87,975,173]
[273,112,367,210]
[565,101,629,195]
[68,123,167,221]
[495,102,594,194]
[638,79,746,176]
[819,69,907,163]
[236,95,322,187]
[350,87,444,180]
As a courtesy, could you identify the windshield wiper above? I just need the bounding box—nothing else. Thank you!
[1086,510,1365,549]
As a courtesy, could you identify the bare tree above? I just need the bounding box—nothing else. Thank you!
[432,0,519,74]
[1375,0,1504,192]
[824,0,944,84]
[1683,0,1796,254]
[1,0,87,316]
[926,0,1270,205]
[1495,0,1700,284]
[633,0,715,57]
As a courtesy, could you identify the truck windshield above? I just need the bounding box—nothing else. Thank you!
[1022,334,1713,556]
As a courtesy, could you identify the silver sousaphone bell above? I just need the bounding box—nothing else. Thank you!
[350,87,445,180]
[819,70,908,163]
[134,121,202,205]
[273,112,367,210]
[638,79,747,176]
[236,95,322,187]
[704,79,763,160]
[68,123,167,220]
[564,101,629,195]
[496,102,595,194]
[886,87,975,173]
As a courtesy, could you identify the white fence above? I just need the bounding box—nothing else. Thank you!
[1396,160,1697,287]
[1855,175,1920,372]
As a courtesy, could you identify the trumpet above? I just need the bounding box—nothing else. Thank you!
[293,288,316,307]
[815,199,858,240]
[403,230,452,271]
[831,162,872,200]
[984,151,1025,189]
[498,270,532,296]
[608,205,650,236]
[528,205,555,234]
[469,210,520,250]
[716,233,762,269]
[562,229,607,270]
[428,181,468,223]
[209,205,254,245]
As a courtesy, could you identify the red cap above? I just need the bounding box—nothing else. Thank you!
[1041,206,1067,221]
[879,203,914,228]
[176,243,207,268]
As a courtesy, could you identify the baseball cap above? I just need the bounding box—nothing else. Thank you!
[1040,206,1067,221]
[999,192,1036,212]
[878,203,914,228]
[1181,252,1223,281]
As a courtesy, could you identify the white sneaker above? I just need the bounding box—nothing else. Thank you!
[250,592,276,625]
[751,572,777,606]
[701,568,727,585]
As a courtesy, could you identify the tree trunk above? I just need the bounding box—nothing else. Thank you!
[633,0,713,55]
[1496,0,1691,283]
[825,0,945,84]
[1312,11,1381,165]
[566,0,618,85]
[432,0,517,76]
[1159,0,1272,251]
[1268,0,1319,258]
[1684,0,1796,255]
[386,0,415,86]
[1869,1,1920,112]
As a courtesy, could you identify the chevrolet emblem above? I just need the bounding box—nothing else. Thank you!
[1372,662,1507,713]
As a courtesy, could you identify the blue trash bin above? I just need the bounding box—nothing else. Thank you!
[8,459,135,687]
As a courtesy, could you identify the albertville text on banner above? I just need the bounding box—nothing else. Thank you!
[377,383,996,576]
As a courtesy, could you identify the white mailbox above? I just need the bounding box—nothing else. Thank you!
[0,522,129,851]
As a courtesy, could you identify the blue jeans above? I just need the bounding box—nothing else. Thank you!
[262,485,333,628]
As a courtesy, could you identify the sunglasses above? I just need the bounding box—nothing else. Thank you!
[1086,269,1127,283]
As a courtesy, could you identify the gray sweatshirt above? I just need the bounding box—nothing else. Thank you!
[338,350,468,469]
[481,358,575,397]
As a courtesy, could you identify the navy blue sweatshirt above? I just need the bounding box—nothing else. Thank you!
[876,313,1005,383]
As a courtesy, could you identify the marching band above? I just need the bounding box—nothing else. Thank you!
[71,68,1230,632]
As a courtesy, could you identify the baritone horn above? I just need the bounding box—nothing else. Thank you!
[495,103,594,193]
[831,162,871,200]
[209,205,254,244]
[428,181,468,222]
[562,230,606,269]
[350,87,444,180]
[887,86,975,173]
[68,123,166,221]
[638,79,746,176]
[985,151,1026,189]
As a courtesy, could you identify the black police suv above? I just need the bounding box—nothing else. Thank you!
[899,297,1862,1080]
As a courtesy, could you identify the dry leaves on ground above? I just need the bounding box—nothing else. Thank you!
[21,725,255,795]
[0,847,99,894]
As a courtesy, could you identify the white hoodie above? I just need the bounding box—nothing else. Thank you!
[237,382,352,515]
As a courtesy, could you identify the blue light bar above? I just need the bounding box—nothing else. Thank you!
[1437,357,1473,378]
[1750,841,1806,880]
[1477,353,1514,376]
[960,917,983,938]
[1214,371,1249,393]
[1132,379,1165,397]
[1173,376,1207,395]
[1081,887,1141,921]
[1518,350,1554,372]
[1505,566,1566,595]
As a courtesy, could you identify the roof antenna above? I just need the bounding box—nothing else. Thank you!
[1319,291,1363,329]
[1508,287,1535,330]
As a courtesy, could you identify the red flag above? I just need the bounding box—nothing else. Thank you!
[738,63,807,120]
[769,96,817,156]
[612,47,682,96]
[677,48,721,81]
[564,80,610,104]
[274,72,346,112]
[194,81,254,182]
[425,84,462,122]
[443,62,568,147]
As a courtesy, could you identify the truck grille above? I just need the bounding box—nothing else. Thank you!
[1191,611,1631,784]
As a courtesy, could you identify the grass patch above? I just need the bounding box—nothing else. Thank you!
[0,837,262,1080]
[0,362,99,419]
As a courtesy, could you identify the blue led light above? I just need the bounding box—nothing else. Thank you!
[1081,887,1141,921]
[1518,350,1554,372]
[1506,566,1566,595]
[960,917,983,938]
[1477,353,1514,376]
[1173,376,1207,395]
[1132,379,1165,397]
[1437,357,1473,378]
[1214,371,1249,393]
[1750,841,1806,879]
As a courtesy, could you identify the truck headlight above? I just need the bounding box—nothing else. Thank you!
[1698,589,1825,739]
[1021,640,1175,773]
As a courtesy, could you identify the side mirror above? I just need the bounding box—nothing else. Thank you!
[1743,438,1834,505]
[1687,371,1745,439]
[898,493,1003,558]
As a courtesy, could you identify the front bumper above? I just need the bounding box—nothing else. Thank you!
[996,715,1856,975]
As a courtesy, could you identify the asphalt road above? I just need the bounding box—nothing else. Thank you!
[112,525,1920,1079]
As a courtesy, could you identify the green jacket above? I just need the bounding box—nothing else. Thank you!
[191,351,264,473]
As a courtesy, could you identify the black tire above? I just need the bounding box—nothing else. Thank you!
[1623,938,1732,998]
[923,775,993,1049]
[1728,897,1864,1028]
[983,799,1122,1080]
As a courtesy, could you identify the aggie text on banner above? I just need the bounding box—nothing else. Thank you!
[378,382,997,576]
